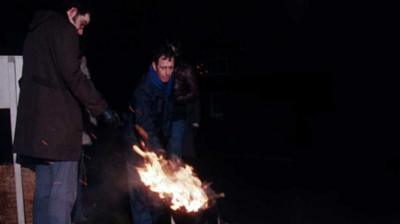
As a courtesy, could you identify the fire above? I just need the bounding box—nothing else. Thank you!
[132,145,209,212]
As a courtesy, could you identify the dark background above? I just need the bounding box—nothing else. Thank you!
[1,0,398,223]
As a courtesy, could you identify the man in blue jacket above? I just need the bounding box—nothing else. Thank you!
[127,43,177,224]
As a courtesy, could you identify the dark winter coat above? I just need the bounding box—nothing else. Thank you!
[130,67,174,149]
[13,11,107,161]
[173,66,200,123]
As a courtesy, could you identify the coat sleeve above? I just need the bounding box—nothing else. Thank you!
[52,25,107,116]
[132,87,162,149]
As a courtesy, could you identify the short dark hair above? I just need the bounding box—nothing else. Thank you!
[59,0,91,15]
[152,42,179,64]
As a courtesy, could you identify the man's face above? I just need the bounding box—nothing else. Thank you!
[67,8,90,35]
[152,56,175,83]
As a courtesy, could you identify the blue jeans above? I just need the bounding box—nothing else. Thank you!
[33,161,78,224]
[72,150,88,223]
[168,119,186,158]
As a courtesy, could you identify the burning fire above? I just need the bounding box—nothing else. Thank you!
[132,145,211,213]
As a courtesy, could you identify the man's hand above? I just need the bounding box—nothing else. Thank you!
[99,108,121,128]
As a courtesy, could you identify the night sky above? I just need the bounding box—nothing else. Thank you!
[1,0,397,156]
[2,0,335,68]
[1,0,398,162]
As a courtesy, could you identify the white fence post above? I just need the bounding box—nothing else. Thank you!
[1,55,25,224]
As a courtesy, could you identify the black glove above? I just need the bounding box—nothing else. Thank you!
[100,108,121,128]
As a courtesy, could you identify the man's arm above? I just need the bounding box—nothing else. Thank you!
[53,25,107,116]
[133,88,162,150]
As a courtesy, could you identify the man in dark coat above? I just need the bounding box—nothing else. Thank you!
[126,43,177,224]
[169,63,200,158]
[13,1,116,223]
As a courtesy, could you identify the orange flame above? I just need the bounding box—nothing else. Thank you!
[132,145,209,212]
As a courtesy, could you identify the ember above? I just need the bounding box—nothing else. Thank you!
[132,145,222,213]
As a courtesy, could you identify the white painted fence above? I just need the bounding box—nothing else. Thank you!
[0,55,25,224]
